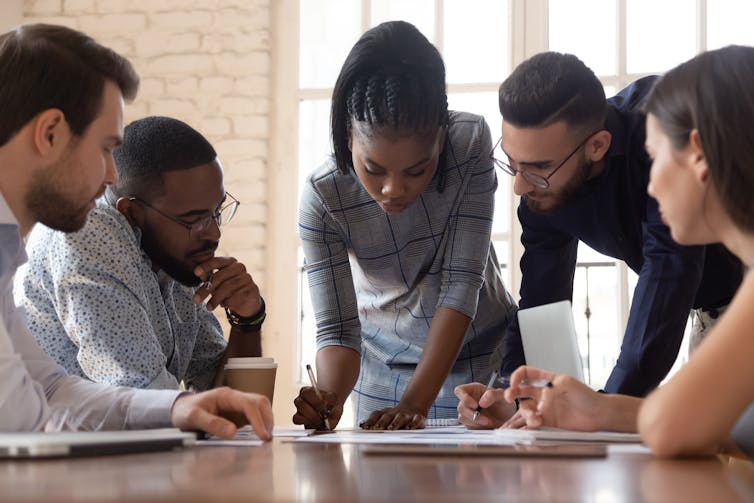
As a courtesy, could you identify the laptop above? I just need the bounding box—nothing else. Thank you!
[517,300,585,381]
[0,428,196,459]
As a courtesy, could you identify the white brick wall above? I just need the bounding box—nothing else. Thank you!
[23,0,271,287]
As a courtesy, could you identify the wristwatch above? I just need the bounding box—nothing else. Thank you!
[225,298,266,331]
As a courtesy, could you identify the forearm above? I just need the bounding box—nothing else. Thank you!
[598,393,643,433]
[315,345,361,405]
[399,307,471,413]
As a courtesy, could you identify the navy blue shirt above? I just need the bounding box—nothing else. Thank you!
[501,76,743,397]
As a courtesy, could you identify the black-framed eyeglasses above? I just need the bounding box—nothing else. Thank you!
[128,192,240,239]
[491,130,603,189]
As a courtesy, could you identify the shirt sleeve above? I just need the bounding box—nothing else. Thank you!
[298,176,362,354]
[436,118,497,319]
[605,197,704,396]
[184,309,225,391]
[501,204,578,376]
[39,218,182,389]
[0,291,179,431]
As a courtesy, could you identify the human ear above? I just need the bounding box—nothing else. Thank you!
[115,197,145,229]
[586,129,612,162]
[688,129,708,182]
[32,109,69,158]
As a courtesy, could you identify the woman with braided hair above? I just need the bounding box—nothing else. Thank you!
[293,21,515,430]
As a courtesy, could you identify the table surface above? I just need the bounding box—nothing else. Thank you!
[1,438,753,502]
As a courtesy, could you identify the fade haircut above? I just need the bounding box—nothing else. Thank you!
[109,116,217,201]
[331,20,449,174]
[644,45,754,233]
[0,23,138,147]
[499,52,606,137]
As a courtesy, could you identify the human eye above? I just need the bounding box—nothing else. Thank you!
[363,163,383,175]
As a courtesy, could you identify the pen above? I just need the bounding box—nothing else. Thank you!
[497,376,554,388]
[305,364,332,431]
[472,370,498,423]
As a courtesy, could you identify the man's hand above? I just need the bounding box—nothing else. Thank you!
[193,257,261,317]
[171,387,273,440]
[455,382,516,429]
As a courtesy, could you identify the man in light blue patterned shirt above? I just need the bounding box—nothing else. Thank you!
[16,116,266,391]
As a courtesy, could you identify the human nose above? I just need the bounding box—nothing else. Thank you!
[104,154,118,186]
[381,175,406,199]
[512,171,535,196]
[195,216,222,241]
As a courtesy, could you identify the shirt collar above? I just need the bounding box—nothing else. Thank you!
[0,191,19,227]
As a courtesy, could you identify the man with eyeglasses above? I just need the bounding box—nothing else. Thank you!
[466,52,742,409]
[15,116,265,392]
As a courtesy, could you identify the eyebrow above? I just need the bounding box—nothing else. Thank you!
[503,148,553,169]
[175,194,228,218]
[364,157,431,171]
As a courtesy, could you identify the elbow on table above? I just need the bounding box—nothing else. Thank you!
[638,403,705,458]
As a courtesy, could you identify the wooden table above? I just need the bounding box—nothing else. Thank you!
[1,439,753,502]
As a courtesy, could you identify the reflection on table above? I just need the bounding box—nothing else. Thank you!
[1,439,753,502]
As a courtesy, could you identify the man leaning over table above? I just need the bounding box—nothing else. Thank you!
[0,23,272,438]
[16,115,265,391]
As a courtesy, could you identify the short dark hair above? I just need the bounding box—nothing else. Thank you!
[0,23,139,147]
[644,45,754,233]
[109,116,217,201]
[331,21,449,173]
[498,52,606,136]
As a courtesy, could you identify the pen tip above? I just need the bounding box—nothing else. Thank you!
[546,381,553,388]
[306,364,312,371]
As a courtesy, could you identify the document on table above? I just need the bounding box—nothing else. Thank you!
[196,426,314,446]
[493,427,642,444]
[293,426,512,446]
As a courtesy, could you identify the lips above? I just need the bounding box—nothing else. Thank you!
[189,245,218,263]
[380,201,405,213]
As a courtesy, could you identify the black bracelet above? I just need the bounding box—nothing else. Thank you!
[225,298,266,330]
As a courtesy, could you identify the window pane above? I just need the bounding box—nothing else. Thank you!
[549,0,616,76]
[708,0,754,49]
[572,263,621,388]
[299,0,361,88]
[444,0,510,83]
[447,92,509,235]
[627,0,696,74]
[298,99,332,202]
[371,0,435,41]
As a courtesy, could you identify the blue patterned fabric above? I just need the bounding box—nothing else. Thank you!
[299,111,516,423]
[15,201,226,391]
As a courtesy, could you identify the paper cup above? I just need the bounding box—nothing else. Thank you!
[224,357,277,404]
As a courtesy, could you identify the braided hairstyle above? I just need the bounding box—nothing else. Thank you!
[331,21,449,182]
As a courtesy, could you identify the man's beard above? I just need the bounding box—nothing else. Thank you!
[25,158,99,233]
[140,234,218,287]
[522,159,592,215]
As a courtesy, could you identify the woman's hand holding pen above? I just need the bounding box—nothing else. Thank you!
[502,365,607,431]
[292,386,343,430]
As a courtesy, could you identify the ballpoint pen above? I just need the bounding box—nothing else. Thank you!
[306,364,332,431]
[472,370,499,423]
[497,375,554,388]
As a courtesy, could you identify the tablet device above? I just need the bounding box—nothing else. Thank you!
[0,428,196,459]
[517,300,585,381]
